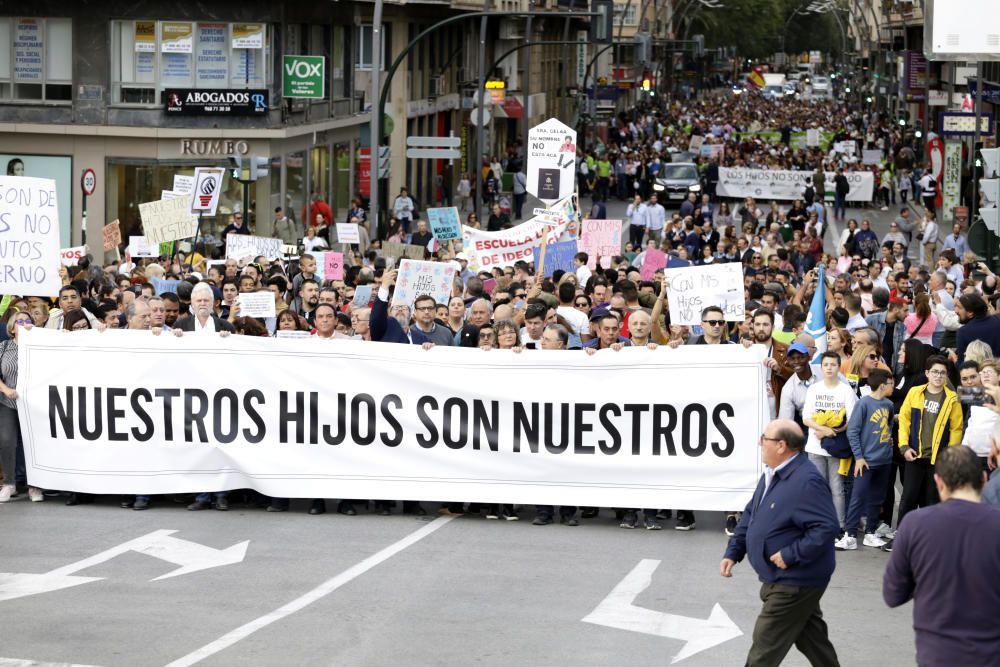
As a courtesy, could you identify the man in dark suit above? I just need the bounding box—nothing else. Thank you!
[720,419,841,666]
[369,268,410,344]
[177,282,236,334]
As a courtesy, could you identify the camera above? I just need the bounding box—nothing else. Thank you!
[958,386,994,406]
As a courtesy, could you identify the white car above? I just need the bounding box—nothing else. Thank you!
[811,76,830,94]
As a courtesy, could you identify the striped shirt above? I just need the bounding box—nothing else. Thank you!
[0,340,17,409]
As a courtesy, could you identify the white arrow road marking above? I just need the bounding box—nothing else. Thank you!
[582,558,743,664]
[0,530,249,601]
[164,515,455,667]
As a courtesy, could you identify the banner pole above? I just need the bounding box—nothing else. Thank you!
[187,211,203,274]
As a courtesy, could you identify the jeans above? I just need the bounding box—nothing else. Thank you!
[808,453,845,526]
[513,193,526,220]
[195,491,229,504]
[0,404,21,486]
[833,194,846,220]
[629,224,646,249]
[844,464,890,536]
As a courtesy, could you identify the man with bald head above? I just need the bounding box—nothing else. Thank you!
[721,419,840,666]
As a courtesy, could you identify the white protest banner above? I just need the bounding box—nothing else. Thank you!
[236,291,276,318]
[664,262,745,325]
[861,149,883,166]
[527,117,577,203]
[225,234,283,260]
[139,196,198,244]
[18,328,766,510]
[0,176,62,296]
[191,167,226,216]
[716,167,874,201]
[392,259,457,307]
[806,129,820,147]
[579,219,622,269]
[335,223,360,244]
[833,140,856,156]
[462,217,568,273]
[275,330,312,340]
[128,236,157,257]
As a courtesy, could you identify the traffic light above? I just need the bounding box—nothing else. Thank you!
[898,110,910,127]
[228,154,243,180]
[248,155,269,181]
[642,78,651,91]
[590,0,613,44]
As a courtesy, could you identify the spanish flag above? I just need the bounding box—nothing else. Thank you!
[747,69,765,89]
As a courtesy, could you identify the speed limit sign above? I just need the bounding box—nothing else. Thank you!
[81,168,97,196]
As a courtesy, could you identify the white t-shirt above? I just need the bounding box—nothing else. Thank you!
[803,380,857,457]
[556,305,590,337]
[962,405,999,457]
[576,265,593,287]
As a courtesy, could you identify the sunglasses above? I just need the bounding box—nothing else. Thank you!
[575,301,589,307]
[867,353,879,360]
[702,319,725,327]
[14,318,31,325]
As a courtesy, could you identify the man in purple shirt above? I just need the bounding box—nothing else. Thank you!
[883,445,1000,666]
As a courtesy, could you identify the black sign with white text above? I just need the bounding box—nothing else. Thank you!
[163,89,269,116]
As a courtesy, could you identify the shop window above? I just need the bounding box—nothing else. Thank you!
[0,17,72,102]
[111,20,270,105]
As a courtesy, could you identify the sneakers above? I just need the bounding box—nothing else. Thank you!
[644,518,663,530]
[560,515,579,527]
[619,510,639,529]
[27,487,43,502]
[532,514,553,526]
[863,533,887,548]
[675,516,696,531]
[725,514,738,537]
[835,535,858,550]
[503,512,519,522]
[485,511,500,520]
[874,523,897,540]
[0,484,13,503]
[880,539,894,552]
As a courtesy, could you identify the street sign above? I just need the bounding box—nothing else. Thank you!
[526,118,577,204]
[282,55,325,99]
[191,167,226,216]
[81,168,96,196]
[405,148,461,159]
[406,136,461,148]
[938,111,994,137]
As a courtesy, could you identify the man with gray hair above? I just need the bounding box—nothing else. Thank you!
[178,282,235,334]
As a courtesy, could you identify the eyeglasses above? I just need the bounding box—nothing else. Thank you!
[760,435,781,444]
[702,319,725,327]
[414,305,435,312]
[14,318,31,325]
[927,369,948,376]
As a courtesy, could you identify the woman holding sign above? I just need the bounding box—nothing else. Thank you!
[0,312,39,504]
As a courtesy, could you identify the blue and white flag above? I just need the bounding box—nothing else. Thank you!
[804,266,827,362]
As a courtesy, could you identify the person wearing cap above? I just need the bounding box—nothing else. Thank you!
[221,211,250,244]
[583,309,630,350]
[778,336,820,429]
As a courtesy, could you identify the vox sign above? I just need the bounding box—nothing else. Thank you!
[283,55,326,99]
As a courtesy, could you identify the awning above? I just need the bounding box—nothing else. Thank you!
[494,97,523,119]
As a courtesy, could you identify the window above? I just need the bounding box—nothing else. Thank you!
[111,20,270,105]
[614,4,637,27]
[0,17,72,101]
[331,25,347,100]
[356,24,390,70]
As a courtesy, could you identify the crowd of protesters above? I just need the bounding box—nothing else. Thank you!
[0,86,998,547]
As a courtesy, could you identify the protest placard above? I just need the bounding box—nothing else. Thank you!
[639,248,667,281]
[60,246,86,267]
[862,149,883,165]
[664,262,745,325]
[275,330,313,340]
[353,285,373,306]
[173,174,195,195]
[532,240,577,277]
[139,196,198,245]
[335,223,360,244]
[237,291,276,318]
[462,218,568,273]
[325,252,344,281]
[806,128,820,147]
[102,220,122,251]
[392,259,456,308]
[426,207,462,241]
[382,241,425,263]
[128,236,157,257]
[225,234,283,260]
[149,277,179,295]
[0,176,62,296]
[579,219,622,269]
[688,135,705,152]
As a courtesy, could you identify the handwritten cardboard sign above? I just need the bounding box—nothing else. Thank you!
[639,248,667,281]
[392,259,456,307]
[139,197,198,244]
[0,176,62,295]
[579,219,622,269]
[664,262,745,325]
[225,234,283,261]
[426,206,462,241]
[532,240,578,277]
[102,219,122,251]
